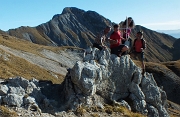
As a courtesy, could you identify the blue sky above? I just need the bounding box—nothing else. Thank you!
[1,0,180,31]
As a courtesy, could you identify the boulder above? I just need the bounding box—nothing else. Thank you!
[3,94,23,107]
[62,47,170,117]
[0,85,9,96]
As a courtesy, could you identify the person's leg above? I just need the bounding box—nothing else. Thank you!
[138,53,145,75]
[111,47,117,55]
[118,45,129,56]
[93,43,103,50]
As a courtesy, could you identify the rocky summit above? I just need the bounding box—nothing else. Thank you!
[0,47,170,117]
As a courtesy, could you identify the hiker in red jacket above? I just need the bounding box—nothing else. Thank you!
[131,31,146,74]
[109,24,129,57]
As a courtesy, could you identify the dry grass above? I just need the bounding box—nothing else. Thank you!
[103,104,145,117]
[167,100,180,117]
[168,108,180,117]
[75,106,87,116]
[91,113,100,117]
[67,29,78,40]
[162,60,180,77]
[0,49,64,83]
[0,34,82,55]
[0,35,66,83]
[75,104,146,117]
[8,26,52,45]
[0,106,17,117]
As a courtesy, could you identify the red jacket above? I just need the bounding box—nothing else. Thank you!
[110,31,122,48]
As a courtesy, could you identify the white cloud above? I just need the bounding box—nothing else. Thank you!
[140,20,180,30]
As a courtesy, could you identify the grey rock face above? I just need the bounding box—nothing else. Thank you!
[0,77,44,111]
[63,47,170,117]
[4,94,24,107]
[0,85,9,96]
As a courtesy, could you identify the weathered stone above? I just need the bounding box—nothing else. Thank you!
[8,77,29,89]
[0,85,9,96]
[24,96,36,105]
[129,82,145,100]
[147,105,159,117]
[0,96,2,104]
[63,47,170,116]
[9,86,25,96]
[3,94,23,107]
[113,100,131,110]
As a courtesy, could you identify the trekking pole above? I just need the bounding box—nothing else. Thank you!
[126,16,128,40]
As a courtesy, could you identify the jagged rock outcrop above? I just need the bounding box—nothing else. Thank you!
[63,47,170,117]
[0,47,171,116]
[145,61,180,105]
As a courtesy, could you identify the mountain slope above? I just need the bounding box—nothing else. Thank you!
[172,39,180,60]
[157,29,180,38]
[0,34,84,83]
[7,7,178,62]
[8,7,112,48]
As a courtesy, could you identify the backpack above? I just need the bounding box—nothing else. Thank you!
[133,38,146,50]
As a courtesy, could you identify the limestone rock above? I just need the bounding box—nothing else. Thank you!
[63,46,170,117]
[0,85,9,96]
[3,94,24,107]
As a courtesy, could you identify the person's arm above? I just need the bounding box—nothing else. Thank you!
[100,37,106,48]
[109,39,118,45]
[143,39,146,50]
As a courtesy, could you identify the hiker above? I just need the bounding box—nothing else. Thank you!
[131,31,146,74]
[93,26,111,50]
[109,24,129,57]
[121,17,135,48]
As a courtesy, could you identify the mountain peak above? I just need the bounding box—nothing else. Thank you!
[52,7,85,20]
[62,7,85,15]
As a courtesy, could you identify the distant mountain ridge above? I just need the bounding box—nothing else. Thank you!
[157,29,180,38]
[5,7,179,62]
[7,7,112,48]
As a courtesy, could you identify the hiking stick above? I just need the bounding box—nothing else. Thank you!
[126,16,128,40]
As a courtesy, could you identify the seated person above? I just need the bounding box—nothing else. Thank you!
[93,26,111,50]
[109,24,128,57]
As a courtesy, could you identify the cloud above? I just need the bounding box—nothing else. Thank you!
[140,20,180,30]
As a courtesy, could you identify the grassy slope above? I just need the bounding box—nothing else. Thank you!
[0,34,67,83]
[8,26,53,45]
[163,60,180,77]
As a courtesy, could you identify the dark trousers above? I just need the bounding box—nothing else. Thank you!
[111,45,125,56]
[93,43,103,50]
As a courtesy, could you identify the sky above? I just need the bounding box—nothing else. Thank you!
[1,0,180,31]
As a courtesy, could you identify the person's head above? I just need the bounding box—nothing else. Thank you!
[123,17,135,28]
[113,24,119,32]
[136,31,143,39]
[104,26,111,34]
